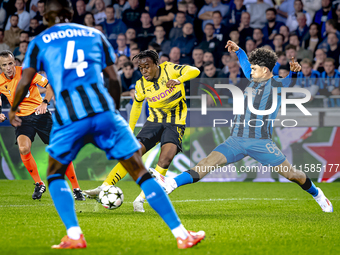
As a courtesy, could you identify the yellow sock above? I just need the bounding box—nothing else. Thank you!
[139,165,168,199]
[103,163,128,186]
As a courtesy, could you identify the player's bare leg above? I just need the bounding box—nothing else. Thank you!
[134,143,178,212]
[120,151,205,249]
[275,159,333,212]
[149,150,227,194]
[17,135,46,199]
[47,156,86,249]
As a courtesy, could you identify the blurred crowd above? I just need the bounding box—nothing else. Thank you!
[0,0,339,107]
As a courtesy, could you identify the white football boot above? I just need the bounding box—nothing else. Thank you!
[82,185,104,199]
[133,195,145,212]
[148,168,177,195]
[314,188,333,213]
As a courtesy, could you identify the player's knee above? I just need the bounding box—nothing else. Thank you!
[18,145,31,155]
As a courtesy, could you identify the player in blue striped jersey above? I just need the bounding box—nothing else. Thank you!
[8,0,205,250]
[150,40,333,214]
[292,59,320,99]
[319,58,340,107]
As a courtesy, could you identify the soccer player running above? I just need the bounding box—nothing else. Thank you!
[9,0,205,249]
[0,50,85,201]
[150,40,333,213]
[83,50,200,212]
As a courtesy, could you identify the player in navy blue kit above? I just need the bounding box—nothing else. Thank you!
[150,40,333,213]
[8,0,205,250]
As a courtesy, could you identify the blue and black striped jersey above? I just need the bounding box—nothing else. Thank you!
[22,23,116,126]
[231,48,294,139]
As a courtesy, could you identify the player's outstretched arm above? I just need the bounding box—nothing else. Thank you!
[166,65,200,89]
[103,65,121,110]
[225,40,251,80]
[9,67,36,126]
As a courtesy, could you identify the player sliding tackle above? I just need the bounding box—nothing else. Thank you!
[150,40,333,213]
[83,50,200,212]
[9,0,204,249]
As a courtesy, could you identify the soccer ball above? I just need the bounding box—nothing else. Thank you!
[98,185,124,210]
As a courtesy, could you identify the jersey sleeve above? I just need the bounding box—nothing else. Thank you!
[134,79,145,102]
[165,62,200,83]
[22,41,41,71]
[235,48,251,80]
[100,33,116,70]
[32,73,49,87]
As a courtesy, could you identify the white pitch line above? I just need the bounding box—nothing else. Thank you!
[0,197,339,207]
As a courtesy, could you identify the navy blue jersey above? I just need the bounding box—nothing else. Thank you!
[320,70,340,107]
[23,23,116,126]
[231,48,294,139]
[296,70,321,88]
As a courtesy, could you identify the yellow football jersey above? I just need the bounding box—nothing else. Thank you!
[134,61,199,125]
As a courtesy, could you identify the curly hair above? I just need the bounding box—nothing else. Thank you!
[248,47,278,71]
[132,50,159,64]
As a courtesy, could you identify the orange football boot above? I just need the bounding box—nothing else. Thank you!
[51,234,87,249]
[176,231,205,249]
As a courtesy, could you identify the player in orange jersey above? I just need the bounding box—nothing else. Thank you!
[0,50,85,200]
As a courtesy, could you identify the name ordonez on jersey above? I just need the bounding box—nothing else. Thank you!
[42,28,95,44]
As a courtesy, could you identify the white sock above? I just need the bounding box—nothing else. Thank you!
[67,226,82,240]
[171,224,189,240]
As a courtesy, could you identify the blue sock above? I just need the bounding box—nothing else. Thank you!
[174,172,193,187]
[300,177,319,197]
[48,175,79,230]
[138,175,181,230]
[306,182,319,197]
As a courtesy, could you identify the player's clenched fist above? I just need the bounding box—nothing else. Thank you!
[225,40,240,53]
[289,57,301,72]
[166,79,181,88]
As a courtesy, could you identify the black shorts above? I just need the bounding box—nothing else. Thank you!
[15,111,53,144]
[136,121,185,153]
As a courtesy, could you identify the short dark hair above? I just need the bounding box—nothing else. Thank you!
[148,42,161,53]
[285,44,297,51]
[19,41,29,46]
[176,11,186,16]
[0,50,14,58]
[38,0,45,4]
[279,63,290,71]
[274,33,284,40]
[160,54,169,59]
[254,28,263,34]
[266,8,277,15]
[204,23,214,29]
[212,11,222,16]
[326,19,337,28]
[132,50,159,64]
[20,31,29,36]
[203,61,215,68]
[248,47,278,71]
[123,61,134,69]
[277,51,285,57]
[11,14,19,19]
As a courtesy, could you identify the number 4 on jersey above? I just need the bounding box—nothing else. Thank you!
[64,41,88,77]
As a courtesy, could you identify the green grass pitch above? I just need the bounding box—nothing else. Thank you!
[0,180,339,255]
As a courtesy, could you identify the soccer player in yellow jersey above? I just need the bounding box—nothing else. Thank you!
[83,50,200,212]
